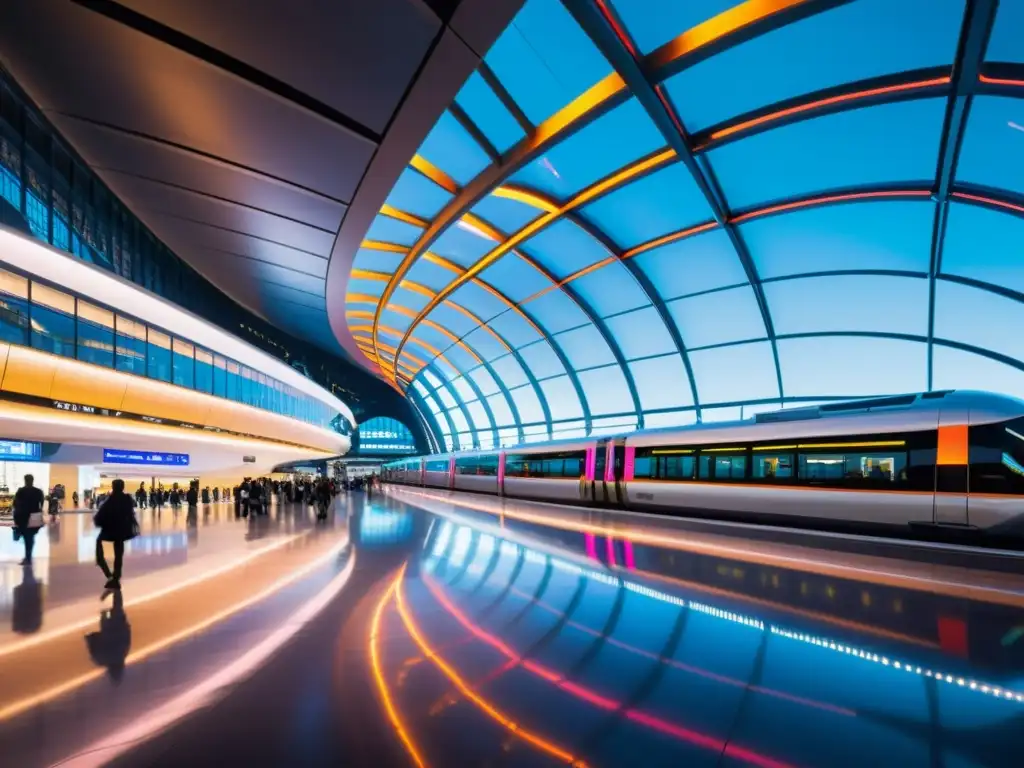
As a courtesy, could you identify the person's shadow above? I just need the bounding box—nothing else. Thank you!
[85,591,132,683]
[11,564,43,634]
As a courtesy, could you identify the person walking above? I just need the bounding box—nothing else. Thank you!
[94,479,139,590]
[12,474,44,566]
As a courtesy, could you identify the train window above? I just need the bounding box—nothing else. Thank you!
[698,452,746,480]
[969,418,1024,494]
[426,460,448,471]
[753,453,794,480]
[455,455,499,476]
[659,455,695,480]
[506,450,586,478]
[799,450,907,486]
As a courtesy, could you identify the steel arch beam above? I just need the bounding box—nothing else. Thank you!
[565,0,783,411]
[926,0,999,390]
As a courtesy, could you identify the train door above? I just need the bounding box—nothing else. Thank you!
[935,406,969,526]
[448,457,456,490]
[592,442,608,504]
[603,439,627,507]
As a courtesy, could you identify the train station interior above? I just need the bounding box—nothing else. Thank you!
[0,1,1023,766]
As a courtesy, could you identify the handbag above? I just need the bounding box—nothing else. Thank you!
[27,511,44,528]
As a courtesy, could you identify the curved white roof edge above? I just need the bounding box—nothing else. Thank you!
[0,226,354,424]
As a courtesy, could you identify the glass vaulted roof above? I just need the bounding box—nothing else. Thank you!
[345,0,1024,452]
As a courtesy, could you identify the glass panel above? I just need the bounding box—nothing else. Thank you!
[434,385,457,410]
[642,411,697,428]
[578,366,632,416]
[707,98,946,211]
[522,289,588,334]
[193,348,213,394]
[487,392,515,427]
[520,219,611,280]
[615,0,735,54]
[448,406,471,435]
[553,324,615,369]
[384,167,453,219]
[489,353,530,389]
[800,451,907,487]
[666,286,766,349]
[743,201,933,280]
[987,0,1024,63]
[463,327,507,363]
[941,203,1024,295]
[766,276,928,336]
[417,111,491,186]
[31,283,76,358]
[146,328,171,382]
[471,192,541,234]
[629,355,694,410]
[510,384,546,425]
[634,229,747,301]
[581,162,714,249]
[570,263,649,318]
[934,281,1024,362]
[511,99,664,199]
[488,309,544,348]
[0,269,29,346]
[454,71,526,154]
[518,340,566,380]
[172,338,194,389]
[213,355,227,397]
[451,375,476,403]
[932,346,1024,401]
[364,214,422,247]
[689,341,780,404]
[606,306,675,360]
[538,375,583,419]
[956,97,1024,198]
[479,254,553,302]
[466,400,492,433]
[115,315,147,376]
[76,300,114,367]
[226,360,242,401]
[778,336,926,398]
[664,0,964,132]
[485,0,614,125]
[753,453,795,479]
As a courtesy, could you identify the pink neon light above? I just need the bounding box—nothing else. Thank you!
[585,532,597,560]
[584,446,596,481]
[449,458,456,489]
[497,453,506,487]
[422,575,799,768]
[606,536,617,567]
[604,442,615,482]
[624,445,635,482]
[623,540,636,570]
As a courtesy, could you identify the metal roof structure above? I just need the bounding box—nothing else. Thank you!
[337,0,1024,450]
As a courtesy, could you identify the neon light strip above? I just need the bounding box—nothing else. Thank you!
[371,570,428,768]
[710,76,950,142]
[585,532,598,560]
[731,190,931,224]
[394,575,583,765]
[606,536,617,567]
[623,540,636,569]
[979,73,1024,88]
[424,575,797,768]
[952,191,1024,215]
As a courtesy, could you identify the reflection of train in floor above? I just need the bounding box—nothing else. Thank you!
[384,390,1024,543]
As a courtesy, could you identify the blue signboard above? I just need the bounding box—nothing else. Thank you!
[0,441,42,461]
[102,449,190,467]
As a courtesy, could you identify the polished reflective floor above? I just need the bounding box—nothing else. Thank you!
[2,488,1022,767]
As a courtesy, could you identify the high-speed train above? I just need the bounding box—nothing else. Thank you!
[383,390,1024,542]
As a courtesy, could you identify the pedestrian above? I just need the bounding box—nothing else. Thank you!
[12,474,44,566]
[93,479,139,590]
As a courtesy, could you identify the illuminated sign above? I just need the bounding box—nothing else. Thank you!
[102,449,190,466]
[0,440,41,461]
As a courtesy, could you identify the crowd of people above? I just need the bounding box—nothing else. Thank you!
[10,469,382,590]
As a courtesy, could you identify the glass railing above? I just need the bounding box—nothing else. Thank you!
[0,263,352,433]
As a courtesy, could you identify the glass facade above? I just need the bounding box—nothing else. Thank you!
[356,416,416,455]
[0,263,349,431]
[348,0,1024,452]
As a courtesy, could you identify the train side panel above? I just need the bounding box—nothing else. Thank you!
[503,477,582,502]
[453,475,500,494]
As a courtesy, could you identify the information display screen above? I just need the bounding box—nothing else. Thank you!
[0,441,42,461]
[102,449,190,466]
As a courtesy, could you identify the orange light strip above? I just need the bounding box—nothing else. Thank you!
[531,72,626,148]
[979,73,1024,88]
[379,204,429,228]
[730,189,932,224]
[709,76,951,142]
[410,155,459,194]
[492,185,561,213]
[394,149,678,367]
[937,424,969,466]
[952,191,1024,215]
[646,0,814,73]
[393,574,584,766]
[370,570,428,768]
[360,239,411,254]
[622,221,719,260]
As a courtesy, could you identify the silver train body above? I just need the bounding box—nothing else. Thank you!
[383,390,1024,541]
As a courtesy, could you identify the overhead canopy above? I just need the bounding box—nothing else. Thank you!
[341,0,1024,451]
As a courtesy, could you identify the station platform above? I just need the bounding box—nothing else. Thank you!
[1,488,1022,767]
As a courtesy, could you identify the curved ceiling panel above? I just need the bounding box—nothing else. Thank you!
[342,0,1024,451]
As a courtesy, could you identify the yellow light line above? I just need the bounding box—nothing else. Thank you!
[379,205,428,228]
[797,441,906,449]
[370,567,428,768]
[360,239,411,254]
[0,536,351,723]
[410,155,459,194]
[393,573,585,765]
